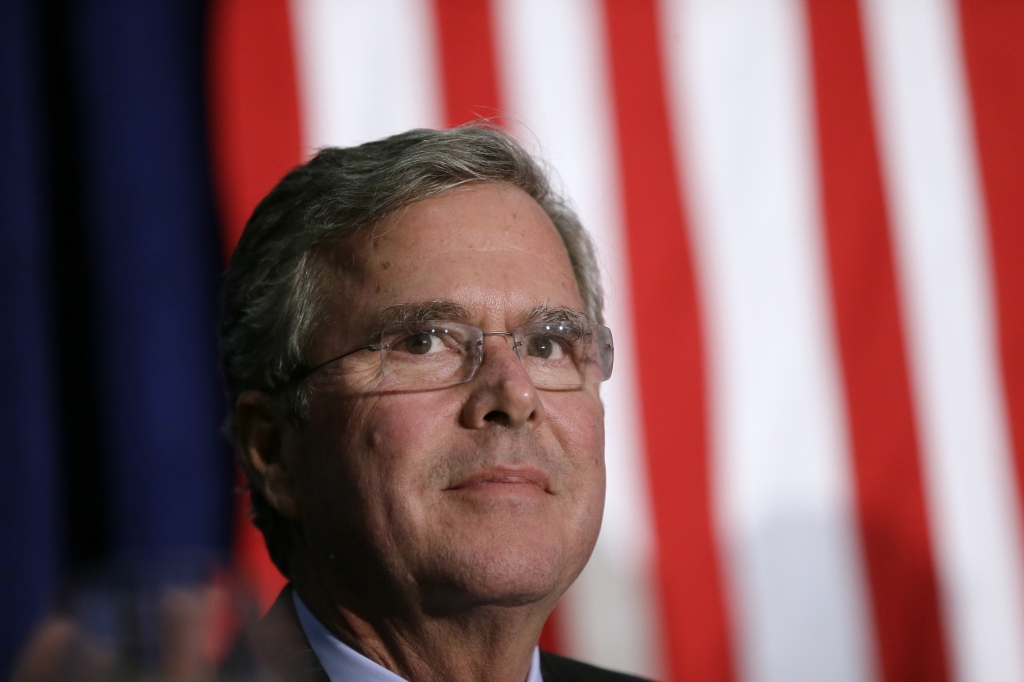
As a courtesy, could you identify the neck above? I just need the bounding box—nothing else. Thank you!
[289,553,555,682]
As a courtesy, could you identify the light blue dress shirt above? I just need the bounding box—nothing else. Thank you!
[293,592,544,682]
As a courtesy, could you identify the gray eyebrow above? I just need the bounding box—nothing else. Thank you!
[520,304,590,328]
[369,300,589,339]
[372,300,473,336]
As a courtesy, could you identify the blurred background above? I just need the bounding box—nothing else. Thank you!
[2,1,1023,681]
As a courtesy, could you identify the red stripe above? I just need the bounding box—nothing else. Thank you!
[958,0,1024,552]
[207,0,302,612]
[805,2,950,680]
[537,606,563,655]
[207,0,304,257]
[432,0,504,127]
[602,3,732,680]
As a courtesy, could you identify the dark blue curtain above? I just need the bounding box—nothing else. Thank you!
[0,1,231,675]
[0,2,61,675]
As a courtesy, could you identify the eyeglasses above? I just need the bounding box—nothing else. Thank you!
[297,319,614,390]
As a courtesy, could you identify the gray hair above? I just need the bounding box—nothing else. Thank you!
[220,124,604,576]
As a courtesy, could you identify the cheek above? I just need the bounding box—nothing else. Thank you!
[548,390,604,446]
[359,393,462,464]
[295,392,463,560]
[303,391,461,502]
[542,392,606,480]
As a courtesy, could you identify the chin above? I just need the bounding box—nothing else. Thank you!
[418,532,582,616]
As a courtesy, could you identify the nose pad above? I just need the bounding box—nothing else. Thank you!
[480,331,519,355]
[476,332,525,377]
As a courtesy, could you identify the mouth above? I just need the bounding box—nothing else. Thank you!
[446,466,552,497]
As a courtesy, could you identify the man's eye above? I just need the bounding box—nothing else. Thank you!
[526,335,566,360]
[402,332,442,355]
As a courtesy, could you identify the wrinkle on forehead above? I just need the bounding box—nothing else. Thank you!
[310,182,583,344]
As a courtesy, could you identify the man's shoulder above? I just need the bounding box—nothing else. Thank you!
[221,586,329,682]
[539,651,654,682]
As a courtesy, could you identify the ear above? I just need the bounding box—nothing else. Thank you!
[234,391,303,522]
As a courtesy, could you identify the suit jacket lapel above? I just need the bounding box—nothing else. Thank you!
[248,585,331,682]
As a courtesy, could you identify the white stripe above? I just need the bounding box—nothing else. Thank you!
[492,1,662,678]
[288,0,442,151]
[859,1,1024,680]
[660,1,876,680]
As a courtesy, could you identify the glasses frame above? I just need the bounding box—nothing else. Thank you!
[291,320,614,391]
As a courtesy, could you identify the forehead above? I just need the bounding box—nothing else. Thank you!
[325,182,584,326]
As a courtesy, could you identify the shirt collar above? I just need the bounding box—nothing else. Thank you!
[293,591,544,682]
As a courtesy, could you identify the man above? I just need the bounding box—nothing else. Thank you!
[221,126,649,682]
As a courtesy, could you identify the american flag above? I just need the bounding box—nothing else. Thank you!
[208,2,1024,681]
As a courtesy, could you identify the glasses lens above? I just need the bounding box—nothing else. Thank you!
[517,322,614,389]
[380,322,480,386]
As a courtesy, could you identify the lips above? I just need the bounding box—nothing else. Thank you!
[446,466,552,494]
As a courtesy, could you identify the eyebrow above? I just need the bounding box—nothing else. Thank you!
[369,300,590,337]
[520,303,591,328]
[371,300,473,337]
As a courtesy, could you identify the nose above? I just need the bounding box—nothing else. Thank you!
[459,333,545,429]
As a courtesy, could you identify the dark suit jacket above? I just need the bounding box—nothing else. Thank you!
[229,586,652,682]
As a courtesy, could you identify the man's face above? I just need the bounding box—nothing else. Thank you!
[289,182,606,613]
